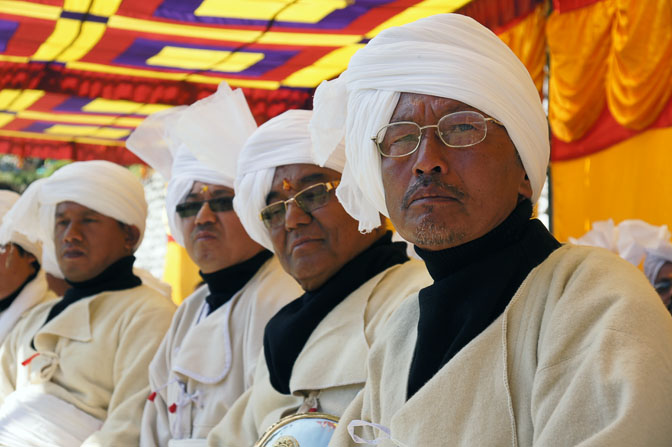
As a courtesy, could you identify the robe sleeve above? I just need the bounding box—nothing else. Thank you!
[531,250,672,445]
[82,298,174,446]
[0,318,20,404]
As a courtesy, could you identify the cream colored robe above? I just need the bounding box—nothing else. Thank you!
[0,283,175,446]
[0,270,55,343]
[332,245,672,447]
[140,257,302,447]
[207,260,431,447]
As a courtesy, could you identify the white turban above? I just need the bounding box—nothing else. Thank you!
[126,81,257,247]
[233,109,346,252]
[0,190,43,261]
[570,219,672,283]
[310,13,548,233]
[0,160,147,278]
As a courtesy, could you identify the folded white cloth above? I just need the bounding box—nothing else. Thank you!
[310,13,548,232]
[0,160,147,278]
[233,109,346,251]
[0,384,103,447]
[126,82,257,247]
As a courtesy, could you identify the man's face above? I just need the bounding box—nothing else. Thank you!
[54,202,138,282]
[380,93,532,251]
[180,181,261,274]
[0,243,36,299]
[654,262,672,309]
[267,164,382,291]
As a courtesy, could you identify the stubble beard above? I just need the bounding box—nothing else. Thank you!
[414,212,466,248]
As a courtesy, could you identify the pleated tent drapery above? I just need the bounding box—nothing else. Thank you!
[548,0,672,241]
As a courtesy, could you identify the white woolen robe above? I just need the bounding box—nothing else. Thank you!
[206,260,431,447]
[0,284,175,446]
[331,245,672,447]
[140,257,302,446]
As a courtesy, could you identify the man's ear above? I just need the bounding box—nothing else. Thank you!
[518,173,533,200]
[122,225,141,252]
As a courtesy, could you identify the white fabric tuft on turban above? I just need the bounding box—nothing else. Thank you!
[126,81,257,247]
[0,190,42,260]
[0,161,147,278]
[233,109,346,252]
[570,219,672,282]
[310,13,548,233]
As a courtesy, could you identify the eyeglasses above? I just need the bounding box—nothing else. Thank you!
[176,197,234,218]
[260,180,340,229]
[372,110,503,158]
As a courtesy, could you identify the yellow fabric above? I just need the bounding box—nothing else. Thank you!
[547,0,672,142]
[551,126,672,242]
[498,4,547,95]
[163,241,201,305]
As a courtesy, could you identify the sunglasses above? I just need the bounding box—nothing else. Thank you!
[260,181,340,229]
[176,197,234,218]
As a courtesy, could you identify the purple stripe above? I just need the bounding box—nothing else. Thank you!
[22,122,54,133]
[113,38,298,77]
[0,19,19,53]
[60,10,109,23]
[53,97,92,113]
[152,0,396,30]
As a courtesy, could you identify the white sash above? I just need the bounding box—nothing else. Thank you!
[168,439,206,447]
[0,385,102,447]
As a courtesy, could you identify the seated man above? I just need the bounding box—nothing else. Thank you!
[203,109,430,446]
[0,160,175,446]
[0,191,54,342]
[128,82,302,446]
[311,13,672,446]
[645,243,672,312]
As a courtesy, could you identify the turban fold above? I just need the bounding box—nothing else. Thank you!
[126,82,257,247]
[0,190,42,261]
[570,219,672,284]
[310,13,548,232]
[0,161,147,278]
[233,109,346,251]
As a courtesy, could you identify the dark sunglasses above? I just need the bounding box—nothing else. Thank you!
[259,180,340,229]
[176,197,234,218]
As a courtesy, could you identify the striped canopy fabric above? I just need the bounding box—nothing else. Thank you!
[0,0,541,163]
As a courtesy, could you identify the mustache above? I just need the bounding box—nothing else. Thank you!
[402,174,466,209]
[191,223,218,236]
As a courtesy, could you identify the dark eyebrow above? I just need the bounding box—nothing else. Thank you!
[298,172,329,186]
[265,190,280,205]
[211,189,233,198]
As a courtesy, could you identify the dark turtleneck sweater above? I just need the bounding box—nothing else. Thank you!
[199,250,272,315]
[0,269,39,313]
[41,255,141,328]
[407,200,560,399]
[264,231,409,395]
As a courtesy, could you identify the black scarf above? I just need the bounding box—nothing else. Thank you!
[41,255,141,328]
[407,200,560,399]
[0,269,39,313]
[199,250,272,315]
[264,232,409,394]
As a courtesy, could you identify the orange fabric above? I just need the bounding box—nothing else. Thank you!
[547,0,672,143]
[608,0,672,130]
[551,126,672,242]
[547,1,612,142]
[162,239,201,306]
[498,3,547,94]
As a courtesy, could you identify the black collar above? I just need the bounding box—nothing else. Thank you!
[199,250,272,315]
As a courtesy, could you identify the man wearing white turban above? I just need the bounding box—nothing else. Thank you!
[128,83,302,447]
[204,109,430,447]
[0,160,175,446]
[311,13,672,446]
[0,190,54,343]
